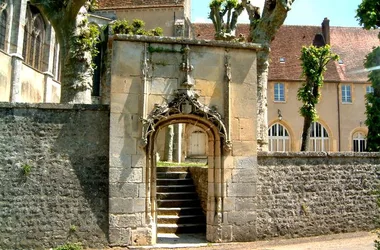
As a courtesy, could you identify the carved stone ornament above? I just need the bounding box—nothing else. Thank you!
[141,90,232,151]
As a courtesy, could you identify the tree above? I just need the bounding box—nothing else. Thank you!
[30,0,99,103]
[364,47,380,151]
[356,0,380,152]
[297,45,338,151]
[209,0,244,40]
[209,0,295,150]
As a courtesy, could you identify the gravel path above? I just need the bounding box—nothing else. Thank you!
[103,231,377,250]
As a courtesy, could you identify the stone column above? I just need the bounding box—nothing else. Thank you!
[43,26,57,102]
[9,0,27,102]
[10,53,23,102]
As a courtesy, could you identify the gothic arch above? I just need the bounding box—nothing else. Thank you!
[146,113,225,242]
[141,90,231,151]
[143,90,229,243]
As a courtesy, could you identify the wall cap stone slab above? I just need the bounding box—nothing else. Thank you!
[258,151,380,158]
[0,102,110,111]
[111,35,265,51]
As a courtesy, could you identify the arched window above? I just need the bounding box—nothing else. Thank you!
[309,122,329,151]
[22,5,45,70]
[0,9,7,50]
[353,131,366,152]
[268,123,290,151]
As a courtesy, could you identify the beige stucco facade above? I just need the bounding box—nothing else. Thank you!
[268,80,369,152]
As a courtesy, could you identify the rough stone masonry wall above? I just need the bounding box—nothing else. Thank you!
[257,152,379,240]
[0,103,110,249]
[188,166,208,215]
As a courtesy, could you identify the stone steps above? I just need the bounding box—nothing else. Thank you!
[157,207,203,216]
[157,192,198,200]
[157,214,205,224]
[156,167,206,234]
[157,223,206,234]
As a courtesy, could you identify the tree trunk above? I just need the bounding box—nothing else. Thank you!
[58,7,92,103]
[30,1,92,104]
[300,115,313,151]
[256,50,270,151]
[246,0,295,151]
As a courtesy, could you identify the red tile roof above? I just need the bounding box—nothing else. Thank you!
[192,23,380,83]
[98,0,185,9]
[330,27,379,82]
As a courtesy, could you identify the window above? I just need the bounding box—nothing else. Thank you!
[22,5,45,71]
[341,84,352,103]
[274,83,285,102]
[0,10,6,50]
[353,131,366,152]
[309,122,329,151]
[268,123,290,151]
[366,86,374,94]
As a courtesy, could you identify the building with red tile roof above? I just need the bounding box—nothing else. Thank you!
[193,19,379,152]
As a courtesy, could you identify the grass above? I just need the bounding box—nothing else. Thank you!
[157,161,207,167]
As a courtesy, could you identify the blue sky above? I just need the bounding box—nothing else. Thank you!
[191,0,362,27]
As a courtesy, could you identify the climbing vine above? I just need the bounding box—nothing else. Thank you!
[297,45,339,151]
[71,19,100,68]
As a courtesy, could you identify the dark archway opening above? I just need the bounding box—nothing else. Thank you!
[146,114,224,245]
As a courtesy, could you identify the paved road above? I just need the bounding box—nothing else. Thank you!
[107,231,377,250]
[142,231,377,250]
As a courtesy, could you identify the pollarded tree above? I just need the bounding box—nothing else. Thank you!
[297,45,338,151]
[30,0,99,104]
[356,0,380,151]
[209,0,245,40]
[209,0,295,151]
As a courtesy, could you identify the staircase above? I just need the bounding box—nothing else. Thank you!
[156,167,206,234]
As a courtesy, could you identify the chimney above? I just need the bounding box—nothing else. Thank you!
[322,17,330,45]
[313,33,326,47]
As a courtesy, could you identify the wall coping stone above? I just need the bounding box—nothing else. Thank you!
[111,34,265,51]
[0,102,110,111]
[258,151,380,158]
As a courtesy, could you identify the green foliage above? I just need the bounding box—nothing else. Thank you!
[356,1,380,152]
[69,225,77,232]
[364,47,380,151]
[111,19,163,36]
[356,0,380,31]
[375,236,380,250]
[52,243,82,250]
[297,45,339,120]
[71,20,100,68]
[22,164,32,176]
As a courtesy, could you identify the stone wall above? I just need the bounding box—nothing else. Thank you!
[188,166,208,215]
[256,152,379,239]
[0,103,110,249]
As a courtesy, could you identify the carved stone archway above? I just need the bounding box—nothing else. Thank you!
[143,89,230,243]
[141,89,232,152]
[108,37,259,246]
